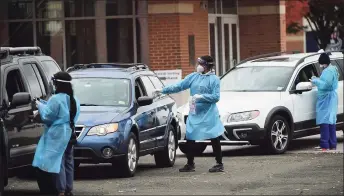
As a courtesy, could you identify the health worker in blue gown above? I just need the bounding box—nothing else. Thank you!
[154,56,225,173]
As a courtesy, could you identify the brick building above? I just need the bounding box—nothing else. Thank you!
[0,0,287,77]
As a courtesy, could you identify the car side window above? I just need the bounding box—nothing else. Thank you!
[5,69,27,104]
[31,63,47,96]
[21,64,44,99]
[140,76,156,98]
[134,78,146,101]
[293,64,318,90]
[41,60,61,80]
[148,76,165,89]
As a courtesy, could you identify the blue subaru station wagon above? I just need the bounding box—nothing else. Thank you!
[67,63,180,177]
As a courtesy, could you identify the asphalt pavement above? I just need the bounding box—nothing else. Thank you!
[4,133,344,195]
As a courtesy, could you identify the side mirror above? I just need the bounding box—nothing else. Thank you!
[137,96,153,107]
[295,82,313,93]
[10,92,31,108]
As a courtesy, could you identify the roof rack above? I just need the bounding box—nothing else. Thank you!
[295,50,344,67]
[66,63,150,73]
[235,51,300,67]
[1,46,42,55]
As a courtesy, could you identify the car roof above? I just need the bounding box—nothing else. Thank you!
[237,51,343,68]
[69,68,154,79]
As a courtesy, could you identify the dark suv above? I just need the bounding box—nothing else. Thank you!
[67,63,180,177]
[0,47,61,193]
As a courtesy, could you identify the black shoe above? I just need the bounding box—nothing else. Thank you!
[209,163,224,173]
[179,164,195,172]
[65,192,74,196]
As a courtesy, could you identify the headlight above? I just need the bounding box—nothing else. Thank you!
[227,111,260,123]
[87,123,119,136]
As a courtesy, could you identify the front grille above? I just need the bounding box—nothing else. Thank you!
[75,125,85,138]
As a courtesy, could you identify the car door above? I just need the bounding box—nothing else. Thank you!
[146,75,173,147]
[290,63,319,135]
[134,77,157,151]
[2,66,37,168]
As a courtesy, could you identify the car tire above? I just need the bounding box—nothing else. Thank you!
[179,143,207,155]
[154,126,177,168]
[113,132,138,177]
[263,115,291,154]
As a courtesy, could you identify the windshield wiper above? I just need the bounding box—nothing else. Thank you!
[80,103,100,106]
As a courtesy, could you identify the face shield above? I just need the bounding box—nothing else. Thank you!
[49,76,71,94]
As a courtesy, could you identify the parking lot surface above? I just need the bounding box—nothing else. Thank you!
[5,133,344,195]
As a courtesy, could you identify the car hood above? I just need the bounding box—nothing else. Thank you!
[76,106,127,127]
[178,91,281,115]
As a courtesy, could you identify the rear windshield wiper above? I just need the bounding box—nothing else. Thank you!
[80,103,100,106]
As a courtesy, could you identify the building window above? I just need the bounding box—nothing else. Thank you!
[64,0,95,17]
[65,20,97,67]
[8,22,34,47]
[36,0,63,19]
[188,35,195,66]
[106,19,134,63]
[8,0,33,19]
[1,0,148,70]
[106,0,133,16]
[36,21,64,68]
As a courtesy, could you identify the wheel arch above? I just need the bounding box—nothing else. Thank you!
[264,106,294,134]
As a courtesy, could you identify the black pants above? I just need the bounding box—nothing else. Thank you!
[186,136,222,165]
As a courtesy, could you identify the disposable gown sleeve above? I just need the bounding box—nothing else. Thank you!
[37,96,60,125]
[161,73,196,94]
[198,76,220,103]
[312,69,334,91]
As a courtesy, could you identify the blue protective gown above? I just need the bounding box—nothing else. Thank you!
[311,65,339,125]
[162,72,224,140]
[32,93,80,173]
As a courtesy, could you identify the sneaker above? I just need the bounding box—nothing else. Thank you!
[315,148,329,152]
[65,192,74,196]
[179,164,195,172]
[330,148,337,151]
[209,163,224,173]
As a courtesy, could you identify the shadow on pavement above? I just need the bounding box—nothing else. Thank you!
[4,190,41,196]
[190,134,344,158]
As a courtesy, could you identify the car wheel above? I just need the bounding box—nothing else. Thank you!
[154,126,177,167]
[263,115,291,154]
[114,132,138,177]
[179,143,207,155]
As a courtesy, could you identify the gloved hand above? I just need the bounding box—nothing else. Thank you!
[193,94,203,100]
[153,88,163,96]
[310,76,317,82]
[35,99,41,108]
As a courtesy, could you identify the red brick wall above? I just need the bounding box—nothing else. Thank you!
[238,0,286,60]
[148,0,208,77]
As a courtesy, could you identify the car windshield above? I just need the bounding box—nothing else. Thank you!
[72,78,131,106]
[220,66,294,92]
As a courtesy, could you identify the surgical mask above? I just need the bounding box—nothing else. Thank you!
[196,65,204,73]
